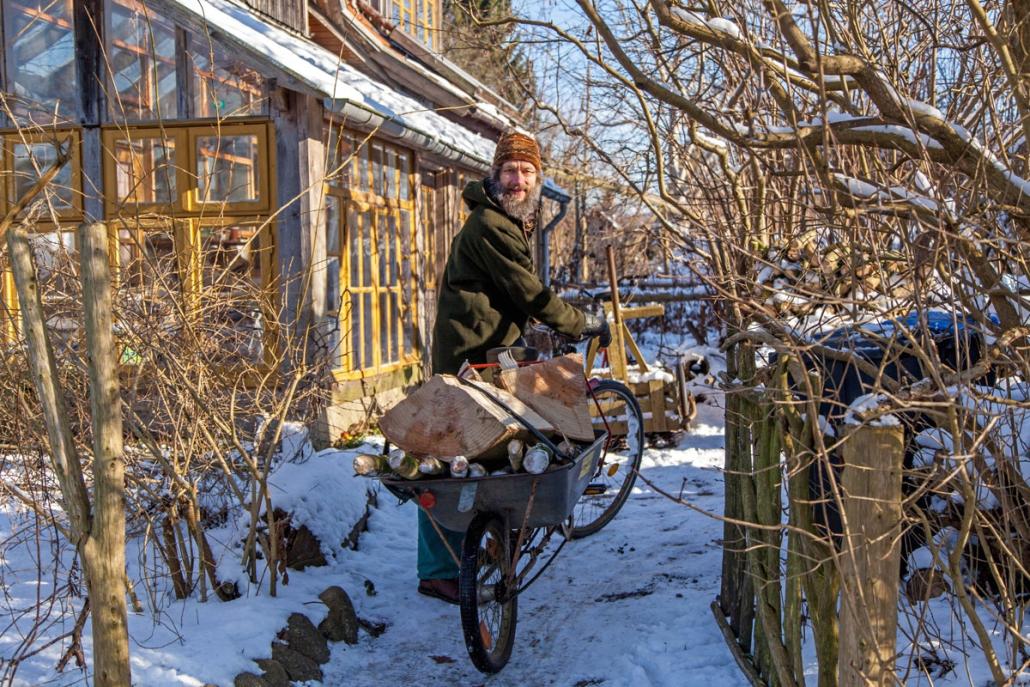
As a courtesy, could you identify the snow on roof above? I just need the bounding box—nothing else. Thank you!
[164,0,496,165]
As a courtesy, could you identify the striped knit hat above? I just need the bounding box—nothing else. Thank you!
[492,130,542,172]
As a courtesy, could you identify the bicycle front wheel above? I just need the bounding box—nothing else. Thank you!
[571,380,645,538]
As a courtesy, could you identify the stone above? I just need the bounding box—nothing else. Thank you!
[271,642,323,682]
[233,673,268,687]
[254,659,289,687]
[905,567,949,602]
[319,586,359,644]
[273,509,328,570]
[281,612,330,664]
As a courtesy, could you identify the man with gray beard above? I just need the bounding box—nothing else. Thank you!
[418,131,611,603]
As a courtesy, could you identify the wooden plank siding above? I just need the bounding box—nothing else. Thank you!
[241,0,307,34]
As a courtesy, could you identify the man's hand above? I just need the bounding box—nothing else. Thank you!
[582,312,612,348]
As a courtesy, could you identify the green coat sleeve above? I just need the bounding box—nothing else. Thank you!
[470,218,586,337]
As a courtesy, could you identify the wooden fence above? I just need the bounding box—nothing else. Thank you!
[715,344,905,687]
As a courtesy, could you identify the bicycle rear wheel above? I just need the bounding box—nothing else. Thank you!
[459,512,518,673]
[571,379,645,538]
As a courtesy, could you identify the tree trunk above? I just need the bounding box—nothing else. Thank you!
[79,222,132,686]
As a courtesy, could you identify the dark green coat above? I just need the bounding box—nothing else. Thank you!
[431,180,586,374]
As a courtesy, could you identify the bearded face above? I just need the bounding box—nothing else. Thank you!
[495,160,541,224]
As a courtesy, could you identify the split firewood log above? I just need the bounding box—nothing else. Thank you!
[494,354,594,442]
[378,374,553,460]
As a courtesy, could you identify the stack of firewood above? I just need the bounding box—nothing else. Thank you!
[757,236,911,315]
[353,355,597,480]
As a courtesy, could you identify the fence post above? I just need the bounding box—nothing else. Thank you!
[838,424,905,687]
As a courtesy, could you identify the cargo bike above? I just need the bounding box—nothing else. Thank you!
[380,351,645,673]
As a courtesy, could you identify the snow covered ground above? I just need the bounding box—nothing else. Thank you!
[2,344,1021,685]
[0,398,748,686]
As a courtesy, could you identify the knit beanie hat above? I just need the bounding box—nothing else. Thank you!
[492,130,542,172]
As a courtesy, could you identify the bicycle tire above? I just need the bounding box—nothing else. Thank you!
[571,379,645,538]
[459,512,518,673]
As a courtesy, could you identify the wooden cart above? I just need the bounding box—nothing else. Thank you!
[582,246,698,441]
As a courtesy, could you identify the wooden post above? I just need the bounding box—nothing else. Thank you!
[719,337,755,654]
[838,424,904,687]
[78,221,132,686]
[604,245,627,380]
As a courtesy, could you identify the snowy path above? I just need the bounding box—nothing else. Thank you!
[323,403,748,687]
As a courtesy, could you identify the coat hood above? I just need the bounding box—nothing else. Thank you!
[462,179,502,213]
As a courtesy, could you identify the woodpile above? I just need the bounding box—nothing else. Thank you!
[757,236,912,315]
[358,354,597,480]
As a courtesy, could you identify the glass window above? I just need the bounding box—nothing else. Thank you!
[110,134,179,205]
[114,224,182,319]
[195,133,260,204]
[107,0,178,120]
[329,135,417,375]
[189,34,265,118]
[389,0,437,50]
[198,224,268,365]
[3,0,78,122]
[30,229,79,346]
[10,137,74,211]
[325,127,352,188]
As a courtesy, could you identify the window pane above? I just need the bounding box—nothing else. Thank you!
[361,209,373,288]
[111,135,177,204]
[107,0,177,120]
[398,152,410,200]
[326,196,340,314]
[379,291,390,364]
[11,139,73,210]
[400,207,414,355]
[117,228,181,319]
[349,294,361,370]
[378,211,390,287]
[196,134,259,203]
[326,313,340,369]
[384,148,396,199]
[347,204,360,288]
[30,230,79,346]
[190,34,265,118]
[198,225,267,364]
[4,0,78,122]
[363,292,373,368]
[326,194,341,256]
[357,144,369,192]
[371,144,383,196]
[326,257,340,315]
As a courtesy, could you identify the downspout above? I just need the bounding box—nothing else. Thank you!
[538,198,570,288]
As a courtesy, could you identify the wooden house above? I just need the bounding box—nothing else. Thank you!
[0,0,569,439]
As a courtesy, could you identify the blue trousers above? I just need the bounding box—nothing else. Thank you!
[417,509,464,580]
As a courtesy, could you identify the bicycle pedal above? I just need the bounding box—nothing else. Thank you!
[584,483,607,496]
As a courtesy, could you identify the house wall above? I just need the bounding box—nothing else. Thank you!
[0,0,500,443]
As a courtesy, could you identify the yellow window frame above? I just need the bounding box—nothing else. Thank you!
[186,121,272,214]
[189,216,279,369]
[3,129,83,222]
[329,148,419,381]
[101,126,190,218]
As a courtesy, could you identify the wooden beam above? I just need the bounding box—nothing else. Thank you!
[604,303,665,320]
[297,92,327,356]
[272,87,303,333]
[76,0,105,220]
